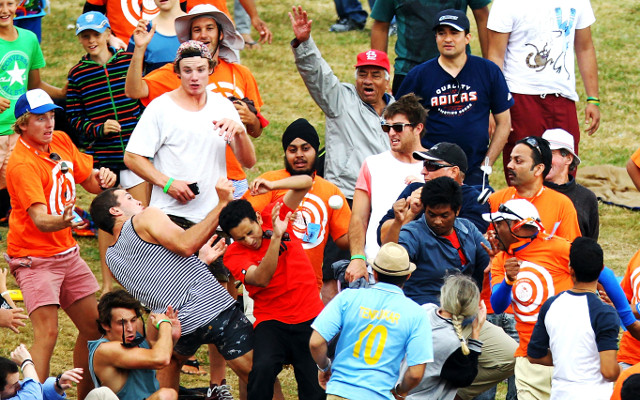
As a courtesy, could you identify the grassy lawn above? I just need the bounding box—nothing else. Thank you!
[1,0,640,398]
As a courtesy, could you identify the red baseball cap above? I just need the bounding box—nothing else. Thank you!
[355,50,390,73]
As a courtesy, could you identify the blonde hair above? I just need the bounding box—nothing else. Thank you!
[12,112,31,135]
[440,274,480,355]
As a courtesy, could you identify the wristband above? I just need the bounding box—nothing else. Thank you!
[316,358,331,373]
[392,385,406,399]
[21,359,34,369]
[504,276,515,286]
[0,291,8,297]
[55,374,63,391]
[155,319,172,329]
[586,96,600,106]
[163,178,174,194]
[350,255,366,261]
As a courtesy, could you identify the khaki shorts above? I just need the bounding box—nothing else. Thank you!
[514,356,553,400]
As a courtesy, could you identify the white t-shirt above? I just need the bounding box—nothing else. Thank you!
[355,151,424,259]
[126,91,242,223]
[487,0,595,101]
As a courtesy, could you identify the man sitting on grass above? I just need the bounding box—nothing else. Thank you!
[527,237,621,399]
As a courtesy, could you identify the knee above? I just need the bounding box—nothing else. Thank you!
[33,322,59,346]
[157,388,178,400]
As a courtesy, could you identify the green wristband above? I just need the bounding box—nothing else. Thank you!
[155,319,172,329]
[350,254,366,261]
[586,96,600,102]
[163,178,174,194]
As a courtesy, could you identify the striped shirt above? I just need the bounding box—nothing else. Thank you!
[66,49,142,171]
[106,218,235,335]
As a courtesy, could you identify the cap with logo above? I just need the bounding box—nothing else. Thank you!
[432,9,470,32]
[14,89,62,119]
[368,243,416,277]
[542,128,581,165]
[76,11,110,35]
[355,49,391,73]
[481,199,542,229]
[413,142,468,173]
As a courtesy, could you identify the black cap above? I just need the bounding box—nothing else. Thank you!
[433,9,470,32]
[413,142,468,173]
[281,118,320,153]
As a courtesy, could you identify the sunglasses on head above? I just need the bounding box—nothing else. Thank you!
[423,160,454,172]
[496,204,543,231]
[381,123,414,133]
[522,136,542,159]
[121,316,146,348]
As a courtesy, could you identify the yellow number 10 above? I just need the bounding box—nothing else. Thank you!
[353,324,388,365]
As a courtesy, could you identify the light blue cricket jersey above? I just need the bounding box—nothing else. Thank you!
[312,282,433,399]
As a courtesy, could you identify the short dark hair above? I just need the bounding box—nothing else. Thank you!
[383,93,427,130]
[516,136,552,178]
[420,176,462,213]
[559,149,580,172]
[96,289,143,335]
[569,237,604,283]
[621,374,640,400]
[89,188,120,235]
[376,272,409,287]
[0,357,19,388]
[219,199,258,235]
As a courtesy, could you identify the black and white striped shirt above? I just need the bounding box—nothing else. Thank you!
[106,218,235,335]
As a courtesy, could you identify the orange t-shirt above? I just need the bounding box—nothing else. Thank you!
[610,361,640,400]
[6,132,94,257]
[142,60,263,181]
[489,186,581,242]
[247,170,351,289]
[86,0,160,42]
[632,147,640,168]
[490,233,573,357]
[618,249,640,365]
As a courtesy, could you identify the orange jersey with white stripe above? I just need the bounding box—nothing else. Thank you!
[618,249,640,364]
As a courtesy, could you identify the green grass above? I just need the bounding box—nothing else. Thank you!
[2,0,640,398]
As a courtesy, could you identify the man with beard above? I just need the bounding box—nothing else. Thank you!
[247,118,350,302]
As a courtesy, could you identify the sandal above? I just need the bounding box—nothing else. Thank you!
[181,358,208,376]
[241,33,260,50]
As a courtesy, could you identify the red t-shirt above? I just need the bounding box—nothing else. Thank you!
[7,132,93,257]
[224,201,324,327]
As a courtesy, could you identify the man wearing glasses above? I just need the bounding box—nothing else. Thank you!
[395,9,513,187]
[488,136,581,242]
[346,93,426,282]
[377,142,489,246]
[87,289,180,400]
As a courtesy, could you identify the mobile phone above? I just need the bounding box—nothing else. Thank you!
[72,211,83,223]
[188,182,200,195]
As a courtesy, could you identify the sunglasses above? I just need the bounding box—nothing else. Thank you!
[381,123,414,133]
[522,136,542,160]
[423,161,454,172]
[121,316,146,348]
[50,152,69,173]
[496,204,543,231]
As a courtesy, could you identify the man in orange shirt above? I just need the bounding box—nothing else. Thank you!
[488,135,581,242]
[618,249,640,369]
[125,4,266,199]
[6,89,117,399]
[247,118,350,302]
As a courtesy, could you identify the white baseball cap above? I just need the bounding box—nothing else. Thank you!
[542,129,581,165]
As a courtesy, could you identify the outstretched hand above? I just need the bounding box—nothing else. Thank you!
[57,368,84,391]
[289,6,312,43]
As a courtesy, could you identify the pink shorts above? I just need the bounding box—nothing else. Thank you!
[9,247,99,314]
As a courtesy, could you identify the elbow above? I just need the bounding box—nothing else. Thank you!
[151,354,172,370]
[301,175,313,190]
[123,152,135,170]
[601,364,621,382]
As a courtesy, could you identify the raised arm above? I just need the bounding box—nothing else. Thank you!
[249,175,313,211]
[124,20,154,99]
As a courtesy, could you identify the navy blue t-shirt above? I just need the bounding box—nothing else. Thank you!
[397,56,514,185]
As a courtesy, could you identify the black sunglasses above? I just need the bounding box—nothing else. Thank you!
[121,316,146,348]
[423,160,454,172]
[497,204,524,220]
[50,152,69,173]
[381,123,414,133]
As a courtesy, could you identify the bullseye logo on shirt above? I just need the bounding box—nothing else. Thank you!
[206,82,246,100]
[430,82,478,117]
[121,0,159,28]
[512,261,555,323]
[629,267,640,305]
[47,161,76,216]
[291,193,329,249]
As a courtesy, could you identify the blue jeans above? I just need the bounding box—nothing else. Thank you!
[334,0,375,24]
[233,0,251,35]
[474,313,519,400]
